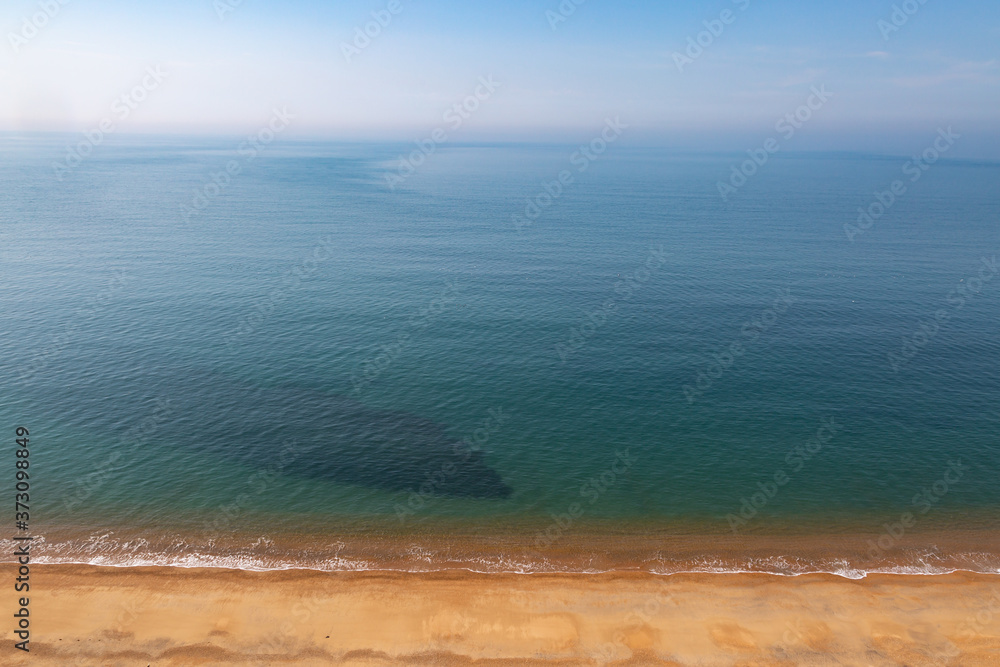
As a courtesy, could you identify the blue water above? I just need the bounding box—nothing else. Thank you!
[2,134,999,572]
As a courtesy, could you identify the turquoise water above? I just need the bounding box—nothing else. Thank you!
[2,135,999,572]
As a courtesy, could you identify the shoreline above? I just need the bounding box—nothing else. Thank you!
[15,523,1000,578]
[8,564,1000,665]
[17,557,1000,579]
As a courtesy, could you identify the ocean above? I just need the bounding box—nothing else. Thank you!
[2,134,999,577]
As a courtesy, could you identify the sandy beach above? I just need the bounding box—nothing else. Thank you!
[6,564,999,666]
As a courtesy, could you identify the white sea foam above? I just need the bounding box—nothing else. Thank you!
[12,531,1000,579]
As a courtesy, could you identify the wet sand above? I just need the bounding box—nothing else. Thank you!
[25,522,1000,576]
[7,563,1000,665]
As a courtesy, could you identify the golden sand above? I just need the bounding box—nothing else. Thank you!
[5,563,1000,665]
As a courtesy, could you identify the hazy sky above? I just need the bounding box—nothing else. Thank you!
[2,0,999,155]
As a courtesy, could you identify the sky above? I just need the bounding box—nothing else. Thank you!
[1,0,999,156]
